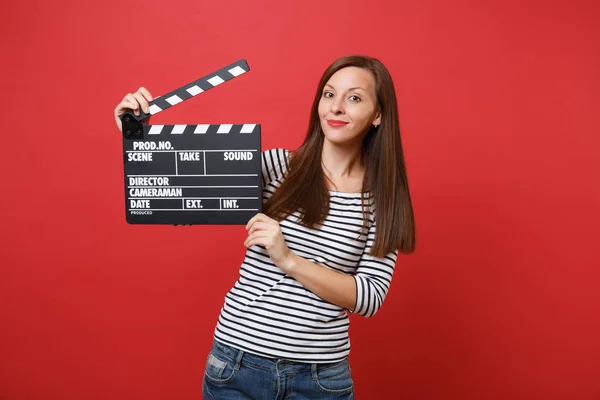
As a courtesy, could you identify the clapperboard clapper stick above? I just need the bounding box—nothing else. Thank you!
[120,59,262,225]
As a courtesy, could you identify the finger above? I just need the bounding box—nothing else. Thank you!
[138,86,154,102]
[133,91,150,114]
[115,100,139,117]
[246,213,262,230]
[246,213,272,230]
[244,238,266,249]
[244,232,268,247]
[123,93,140,116]
[258,213,277,225]
[248,222,271,236]
[124,93,138,107]
[114,101,141,127]
[244,231,268,245]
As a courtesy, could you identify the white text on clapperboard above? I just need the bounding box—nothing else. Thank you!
[127,141,257,212]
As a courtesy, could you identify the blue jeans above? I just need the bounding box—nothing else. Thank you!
[202,340,354,399]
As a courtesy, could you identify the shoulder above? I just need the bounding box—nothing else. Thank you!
[262,148,290,163]
[261,148,290,185]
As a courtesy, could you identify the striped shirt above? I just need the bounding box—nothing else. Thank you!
[213,148,398,363]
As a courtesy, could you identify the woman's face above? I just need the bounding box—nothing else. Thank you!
[318,66,381,147]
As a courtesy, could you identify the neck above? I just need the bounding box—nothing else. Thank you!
[321,139,364,179]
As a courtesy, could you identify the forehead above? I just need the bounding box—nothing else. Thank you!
[325,66,376,92]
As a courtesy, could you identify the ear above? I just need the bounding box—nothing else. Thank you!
[373,109,382,127]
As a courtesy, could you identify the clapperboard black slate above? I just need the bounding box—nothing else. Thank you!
[120,59,261,225]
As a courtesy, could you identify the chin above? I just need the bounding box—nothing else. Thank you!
[321,124,367,146]
[322,130,345,143]
[323,133,361,147]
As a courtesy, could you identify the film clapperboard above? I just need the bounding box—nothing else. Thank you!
[120,59,261,225]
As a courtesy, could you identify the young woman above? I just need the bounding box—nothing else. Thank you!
[114,55,415,399]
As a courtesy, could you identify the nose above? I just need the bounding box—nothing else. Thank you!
[330,97,345,115]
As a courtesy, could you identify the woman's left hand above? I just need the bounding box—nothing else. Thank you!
[245,213,296,272]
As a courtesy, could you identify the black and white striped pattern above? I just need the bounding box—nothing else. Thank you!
[213,149,399,363]
[145,123,258,135]
[132,59,249,121]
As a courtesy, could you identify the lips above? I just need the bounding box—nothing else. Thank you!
[327,119,349,127]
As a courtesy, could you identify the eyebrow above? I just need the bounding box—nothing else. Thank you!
[324,84,367,92]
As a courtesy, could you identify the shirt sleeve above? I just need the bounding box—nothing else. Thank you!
[351,220,398,318]
[261,148,289,188]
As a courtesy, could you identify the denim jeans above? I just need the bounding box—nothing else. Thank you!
[202,340,354,399]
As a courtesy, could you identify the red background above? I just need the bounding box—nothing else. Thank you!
[1,0,599,398]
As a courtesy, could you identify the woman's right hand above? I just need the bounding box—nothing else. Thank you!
[114,87,154,133]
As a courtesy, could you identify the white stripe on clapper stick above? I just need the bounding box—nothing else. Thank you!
[194,125,209,134]
[166,95,183,106]
[207,76,225,86]
[217,124,232,134]
[172,125,185,134]
[149,104,162,115]
[148,125,163,135]
[228,66,246,76]
[186,85,204,96]
[240,124,255,134]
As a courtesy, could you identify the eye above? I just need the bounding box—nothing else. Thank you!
[349,95,361,102]
[323,91,334,98]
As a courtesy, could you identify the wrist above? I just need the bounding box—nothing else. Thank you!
[279,251,298,274]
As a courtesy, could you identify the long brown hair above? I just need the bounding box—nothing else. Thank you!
[264,55,415,257]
